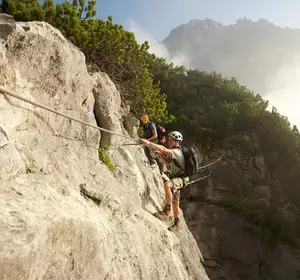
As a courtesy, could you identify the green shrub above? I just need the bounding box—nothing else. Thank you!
[98,146,115,173]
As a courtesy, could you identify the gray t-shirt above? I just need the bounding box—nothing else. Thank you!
[168,148,185,177]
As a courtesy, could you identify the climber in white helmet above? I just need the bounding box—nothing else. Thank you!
[140,130,188,232]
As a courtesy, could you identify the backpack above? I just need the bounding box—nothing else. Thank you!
[175,146,198,177]
[150,121,166,144]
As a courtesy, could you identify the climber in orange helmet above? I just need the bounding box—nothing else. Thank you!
[140,113,164,172]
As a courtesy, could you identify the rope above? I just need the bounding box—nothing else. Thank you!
[184,156,223,187]
[266,169,300,217]
[0,86,137,142]
[197,156,222,171]
[184,173,211,187]
[5,87,298,215]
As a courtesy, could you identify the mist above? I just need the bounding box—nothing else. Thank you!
[208,50,300,128]
[161,19,300,128]
[126,19,190,67]
[264,56,300,127]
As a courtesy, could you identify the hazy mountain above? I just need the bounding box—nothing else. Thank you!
[162,18,300,97]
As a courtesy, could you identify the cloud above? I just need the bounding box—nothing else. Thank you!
[125,18,300,128]
[264,56,300,128]
[126,18,189,66]
[214,53,300,128]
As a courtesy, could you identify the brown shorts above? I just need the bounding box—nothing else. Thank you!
[162,173,184,201]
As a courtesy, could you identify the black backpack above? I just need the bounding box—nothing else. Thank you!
[174,146,198,177]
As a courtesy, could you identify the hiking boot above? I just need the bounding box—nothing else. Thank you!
[168,223,179,232]
[153,204,171,221]
[168,218,180,233]
[153,211,170,220]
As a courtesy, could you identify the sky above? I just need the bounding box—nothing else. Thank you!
[94,0,300,41]
[52,0,300,127]
[91,0,300,127]
[90,0,300,127]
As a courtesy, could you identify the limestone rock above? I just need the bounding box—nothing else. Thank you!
[124,114,140,138]
[0,16,209,280]
[92,71,124,146]
[0,13,15,40]
[0,142,24,181]
[0,122,9,147]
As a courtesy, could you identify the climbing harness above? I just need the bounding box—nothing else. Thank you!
[0,86,138,142]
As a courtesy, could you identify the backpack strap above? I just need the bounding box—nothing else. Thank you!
[172,147,185,174]
[173,159,182,169]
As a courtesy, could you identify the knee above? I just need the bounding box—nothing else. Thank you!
[172,199,179,205]
[164,181,172,189]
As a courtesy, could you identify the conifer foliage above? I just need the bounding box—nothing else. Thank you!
[0,0,171,123]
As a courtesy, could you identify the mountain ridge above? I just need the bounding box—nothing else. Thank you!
[161,16,300,128]
[162,17,300,44]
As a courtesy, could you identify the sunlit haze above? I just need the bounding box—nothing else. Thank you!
[90,0,300,127]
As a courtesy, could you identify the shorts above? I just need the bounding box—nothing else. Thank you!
[162,173,185,201]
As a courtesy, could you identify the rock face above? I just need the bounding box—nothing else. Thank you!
[180,148,300,280]
[92,71,125,146]
[183,203,300,280]
[0,13,15,40]
[0,15,209,280]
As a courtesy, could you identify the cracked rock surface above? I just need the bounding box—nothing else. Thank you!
[0,14,208,280]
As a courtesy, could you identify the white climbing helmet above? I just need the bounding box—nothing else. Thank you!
[168,131,183,141]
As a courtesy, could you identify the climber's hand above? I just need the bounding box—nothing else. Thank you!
[139,138,150,146]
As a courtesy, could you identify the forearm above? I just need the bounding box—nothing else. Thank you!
[147,133,157,141]
[148,141,168,154]
[140,138,172,157]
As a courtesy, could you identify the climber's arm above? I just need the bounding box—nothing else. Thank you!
[147,122,157,141]
[140,139,172,157]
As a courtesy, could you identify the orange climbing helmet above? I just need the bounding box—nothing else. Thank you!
[140,113,149,122]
